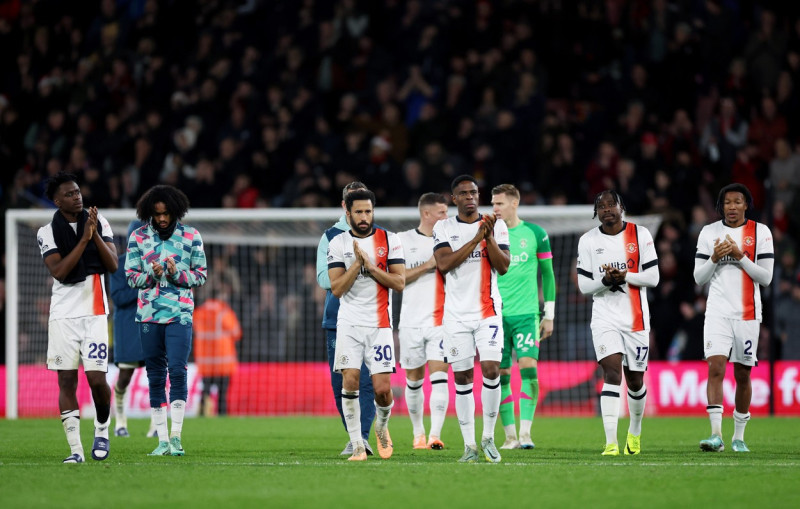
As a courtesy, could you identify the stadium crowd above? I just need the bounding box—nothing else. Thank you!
[2,0,800,363]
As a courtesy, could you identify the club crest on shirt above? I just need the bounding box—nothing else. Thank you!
[743,236,754,247]
[519,239,527,248]
[377,246,387,257]
[626,242,638,253]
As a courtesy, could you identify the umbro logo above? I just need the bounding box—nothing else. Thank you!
[596,248,604,254]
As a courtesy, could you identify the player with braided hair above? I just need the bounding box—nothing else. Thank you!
[577,190,660,456]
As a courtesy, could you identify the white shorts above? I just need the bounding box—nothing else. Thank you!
[399,326,445,369]
[591,328,650,372]
[47,316,109,371]
[443,316,503,366]
[703,315,759,366]
[333,324,396,375]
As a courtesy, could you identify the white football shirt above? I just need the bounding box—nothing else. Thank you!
[327,227,404,328]
[397,228,445,328]
[432,215,509,322]
[695,219,774,321]
[37,214,113,320]
[576,222,657,332]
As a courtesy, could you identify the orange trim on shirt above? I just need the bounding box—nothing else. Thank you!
[92,274,105,315]
[479,240,496,318]
[373,230,390,328]
[741,220,757,320]
[623,223,644,332]
[433,270,445,327]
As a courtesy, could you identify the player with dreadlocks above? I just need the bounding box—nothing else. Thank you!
[125,185,207,457]
[576,190,660,456]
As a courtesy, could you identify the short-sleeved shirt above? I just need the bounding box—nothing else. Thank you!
[498,221,552,317]
[432,215,509,322]
[397,228,445,329]
[327,227,404,328]
[37,214,113,320]
[695,219,774,321]
[576,222,657,332]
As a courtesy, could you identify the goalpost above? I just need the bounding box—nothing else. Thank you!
[4,206,661,419]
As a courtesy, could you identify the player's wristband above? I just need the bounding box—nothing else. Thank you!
[543,301,555,320]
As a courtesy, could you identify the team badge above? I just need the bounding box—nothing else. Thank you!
[339,355,349,365]
[377,247,387,257]
[449,347,459,357]
[55,355,62,366]
[626,242,638,253]
[743,236,754,247]
[142,324,149,334]
[706,341,713,350]
[598,345,607,355]
[520,239,527,248]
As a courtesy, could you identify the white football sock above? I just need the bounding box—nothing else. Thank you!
[455,383,476,448]
[114,384,127,429]
[375,400,394,430]
[152,405,168,442]
[94,416,110,439]
[170,400,186,438]
[627,385,647,436]
[519,419,532,437]
[481,376,501,440]
[428,371,449,438]
[732,410,750,441]
[61,410,83,457]
[342,390,362,444]
[600,383,621,445]
[405,378,425,436]
[707,405,723,437]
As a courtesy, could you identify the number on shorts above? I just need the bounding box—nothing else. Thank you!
[87,343,107,360]
[489,325,499,339]
[635,346,649,361]
[744,340,752,355]
[515,333,535,349]
[373,345,393,362]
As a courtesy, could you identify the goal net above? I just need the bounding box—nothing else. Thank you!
[4,207,661,419]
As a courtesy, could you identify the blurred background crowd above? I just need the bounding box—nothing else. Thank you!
[1,0,800,363]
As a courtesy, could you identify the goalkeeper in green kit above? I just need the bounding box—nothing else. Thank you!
[491,184,556,450]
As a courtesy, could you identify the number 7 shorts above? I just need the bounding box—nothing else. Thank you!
[47,315,109,371]
[443,315,503,366]
[703,315,759,366]
[333,323,396,375]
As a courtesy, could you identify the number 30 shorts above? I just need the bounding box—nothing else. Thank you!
[334,324,396,375]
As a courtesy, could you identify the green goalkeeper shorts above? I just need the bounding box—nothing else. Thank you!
[500,314,541,369]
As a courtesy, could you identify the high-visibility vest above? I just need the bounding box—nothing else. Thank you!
[193,299,242,376]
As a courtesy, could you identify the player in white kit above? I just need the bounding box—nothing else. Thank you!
[577,190,659,456]
[432,175,510,463]
[397,192,450,450]
[694,183,774,453]
[328,189,406,461]
[38,172,118,463]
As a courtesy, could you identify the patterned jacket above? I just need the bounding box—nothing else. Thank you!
[125,222,207,324]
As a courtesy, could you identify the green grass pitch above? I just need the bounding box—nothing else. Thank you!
[1,416,798,508]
